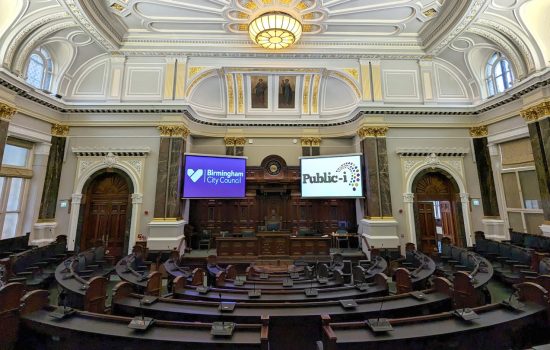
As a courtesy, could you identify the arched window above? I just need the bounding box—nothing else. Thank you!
[485,52,513,97]
[26,47,52,90]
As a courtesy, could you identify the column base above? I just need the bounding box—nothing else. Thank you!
[32,221,57,246]
[540,224,550,237]
[482,218,507,241]
[147,219,186,251]
[360,218,400,258]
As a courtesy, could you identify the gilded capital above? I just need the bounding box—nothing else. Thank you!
[357,126,388,138]
[51,124,70,137]
[224,137,247,146]
[469,125,488,138]
[172,125,190,138]
[301,137,321,147]
[521,100,550,123]
[0,103,16,121]
[157,125,190,138]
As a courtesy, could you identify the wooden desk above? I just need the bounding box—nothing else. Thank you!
[216,233,330,258]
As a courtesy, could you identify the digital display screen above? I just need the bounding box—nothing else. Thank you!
[183,154,246,198]
[300,154,363,198]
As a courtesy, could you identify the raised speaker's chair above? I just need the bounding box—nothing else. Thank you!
[198,230,211,251]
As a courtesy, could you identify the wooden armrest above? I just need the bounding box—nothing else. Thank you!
[8,278,27,283]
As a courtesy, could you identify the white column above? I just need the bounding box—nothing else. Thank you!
[129,193,143,254]
[403,192,416,248]
[460,193,474,246]
[67,193,82,251]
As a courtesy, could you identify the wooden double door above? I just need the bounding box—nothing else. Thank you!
[80,172,131,259]
[416,201,456,253]
[414,172,460,254]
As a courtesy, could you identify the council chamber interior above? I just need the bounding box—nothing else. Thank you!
[1,0,550,349]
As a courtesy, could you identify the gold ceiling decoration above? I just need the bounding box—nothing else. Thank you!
[248,11,302,50]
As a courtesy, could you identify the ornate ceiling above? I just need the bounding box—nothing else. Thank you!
[58,0,481,56]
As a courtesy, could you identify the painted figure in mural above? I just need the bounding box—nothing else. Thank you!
[281,78,293,106]
[255,78,267,104]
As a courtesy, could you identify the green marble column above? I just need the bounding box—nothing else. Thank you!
[359,126,392,218]
[471,129,500,217]
[38,125,69,221]
[153,125,188,219]
[522,101,550,223]
[527,120,550,221]
[0,103,16,164]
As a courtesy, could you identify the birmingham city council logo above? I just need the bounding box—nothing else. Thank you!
[187,169,204,182]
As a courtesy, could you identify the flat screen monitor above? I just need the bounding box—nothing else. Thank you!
[300,154,363,198]
[183,154,246,198]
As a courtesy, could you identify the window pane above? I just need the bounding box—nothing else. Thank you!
[2,213,19,239]
[494,61,503,76]
[6,178,23,211]
[508,211,524,232]
[525,213,544,235]
[26,54,44,88]
[496,76,505,93]
[0,177,4,207]
[519,170,541,209]
[502,173,522,208]
[2,145,29,166]
[487,79,495,96]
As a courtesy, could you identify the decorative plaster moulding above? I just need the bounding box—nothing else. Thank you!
[396,147,469,157]
[72,147,150,157]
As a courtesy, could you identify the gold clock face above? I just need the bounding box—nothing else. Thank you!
[266,160,281,175]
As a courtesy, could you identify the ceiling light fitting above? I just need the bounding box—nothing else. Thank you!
[248,11,302,50]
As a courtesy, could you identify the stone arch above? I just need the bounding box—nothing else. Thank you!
[67,154,145,254]
[75,169,134,257]
[402,154,472,247]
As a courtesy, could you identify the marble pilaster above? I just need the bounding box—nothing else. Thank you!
[38,134,67,221]
[153,136,171,217]
[528,121,550,222]
[472,137,500,217]
[362,137,381,217]
[376,138,392,217]
[149,125,188,251]
[360,133,392,218]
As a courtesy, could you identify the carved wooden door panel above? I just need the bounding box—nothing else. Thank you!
[81,173,130,259]
[417,202,437,254]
